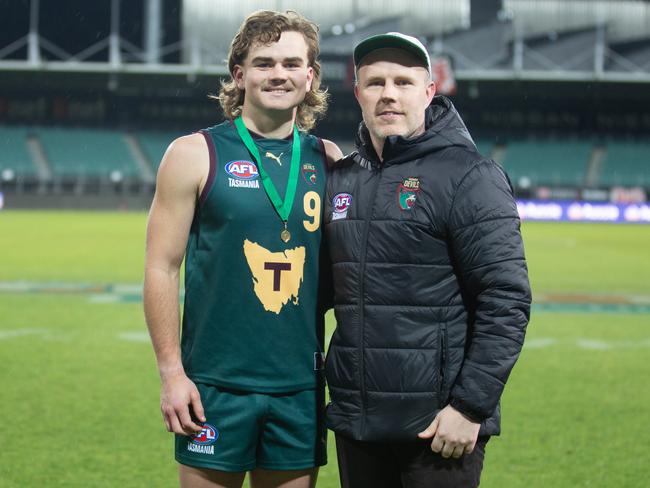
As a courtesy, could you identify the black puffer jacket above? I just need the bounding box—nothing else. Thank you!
[324,96,531,442]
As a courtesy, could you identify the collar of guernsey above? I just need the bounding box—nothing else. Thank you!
[233,116,301,223]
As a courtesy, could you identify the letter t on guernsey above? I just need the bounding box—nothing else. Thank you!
[264,262,292,291]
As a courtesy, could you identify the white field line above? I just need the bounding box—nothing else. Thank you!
[0,328,148,343]
[0,328,49,339]
[2,328,649,352]
[576,339,613,350]
[0,281,143,294]
[524,337,650,350]
[576,338,650,350]
[534,292,650,305]
[118,331,151,343]
[89,294,122,303]
[2,281,649,304]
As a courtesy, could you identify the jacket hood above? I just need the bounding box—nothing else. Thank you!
[355,95,477,167]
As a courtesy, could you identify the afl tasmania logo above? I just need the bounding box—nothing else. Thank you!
[225,160,259,180]
[187,423,219,455]
[332,193,352,220]
[192,424,219,445]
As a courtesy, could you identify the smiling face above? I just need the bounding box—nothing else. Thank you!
[234,31,314,118]
[355,48,435,147]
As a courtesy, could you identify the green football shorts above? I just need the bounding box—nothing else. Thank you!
[175,383,327,472]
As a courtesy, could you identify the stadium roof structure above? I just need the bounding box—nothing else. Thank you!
[1,0,650,83]
[432,21,650,83]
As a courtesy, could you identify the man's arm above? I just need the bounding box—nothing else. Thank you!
[143,133,209,436]
[419,160,531,458]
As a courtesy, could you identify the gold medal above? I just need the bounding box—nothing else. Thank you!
[281,228,291,243]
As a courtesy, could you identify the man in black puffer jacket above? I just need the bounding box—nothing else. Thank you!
[324,32,531,488]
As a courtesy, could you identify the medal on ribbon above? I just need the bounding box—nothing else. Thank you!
[234,116,301,243]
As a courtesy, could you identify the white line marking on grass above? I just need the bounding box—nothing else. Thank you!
[118,331,150,343]
[0,281,143,295]
[576,338,650,350]
[0,328,48,340]
[112,284,143,294]
[42,331,78,342]
[0,282,32,292]
[524,338,650,350]
[89,294,121,303]
[576,339,612,350]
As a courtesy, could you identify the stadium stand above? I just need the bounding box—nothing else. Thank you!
[474,138,495,159]
[2,1,649,210]
[0,126,39,178]
[442,21,511,71]
[514,28,598,72]
[608,39,650,72]
[320,17,403,55]
[6,131,643,194]
[500,139,593,187]
[137,131,181,172]
[599,140,650,187]
[37,128,141,180]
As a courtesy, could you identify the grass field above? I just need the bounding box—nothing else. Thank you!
[1,211,649,487]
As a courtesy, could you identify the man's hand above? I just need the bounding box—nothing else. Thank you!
[160,370,206,436]
[417,405,480,459]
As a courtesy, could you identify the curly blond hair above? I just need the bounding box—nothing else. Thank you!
[215,10,328,131]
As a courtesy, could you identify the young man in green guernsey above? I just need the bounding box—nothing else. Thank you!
[144,10,342,488]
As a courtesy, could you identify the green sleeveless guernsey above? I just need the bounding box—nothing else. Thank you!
[181,120,328,393]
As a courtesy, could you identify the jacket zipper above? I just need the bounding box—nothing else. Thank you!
[357,166,382,437]
[439,323,448,404]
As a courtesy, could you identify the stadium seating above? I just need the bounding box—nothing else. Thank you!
[474,138,495,159]
[4,126,648,193]
[38,128,141,180]
[0,126,40,178]
[500,139,593,187]
[599,141,650,187]
[137,132,180,172]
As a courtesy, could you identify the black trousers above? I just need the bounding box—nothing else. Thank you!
[335,434,489,488]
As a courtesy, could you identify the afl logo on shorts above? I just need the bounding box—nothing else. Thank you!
[225,160,259,180]
[192,424,219,445]
[332,193,352,221]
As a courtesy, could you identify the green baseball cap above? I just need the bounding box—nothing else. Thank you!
[353,32,431,73]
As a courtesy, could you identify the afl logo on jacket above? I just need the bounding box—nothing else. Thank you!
[332,193,352,220]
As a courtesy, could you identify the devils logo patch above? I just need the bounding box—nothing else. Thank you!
[301,163,317,185]
[397,177,420,210]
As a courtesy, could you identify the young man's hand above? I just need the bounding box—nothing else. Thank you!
[160,369,206,436]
